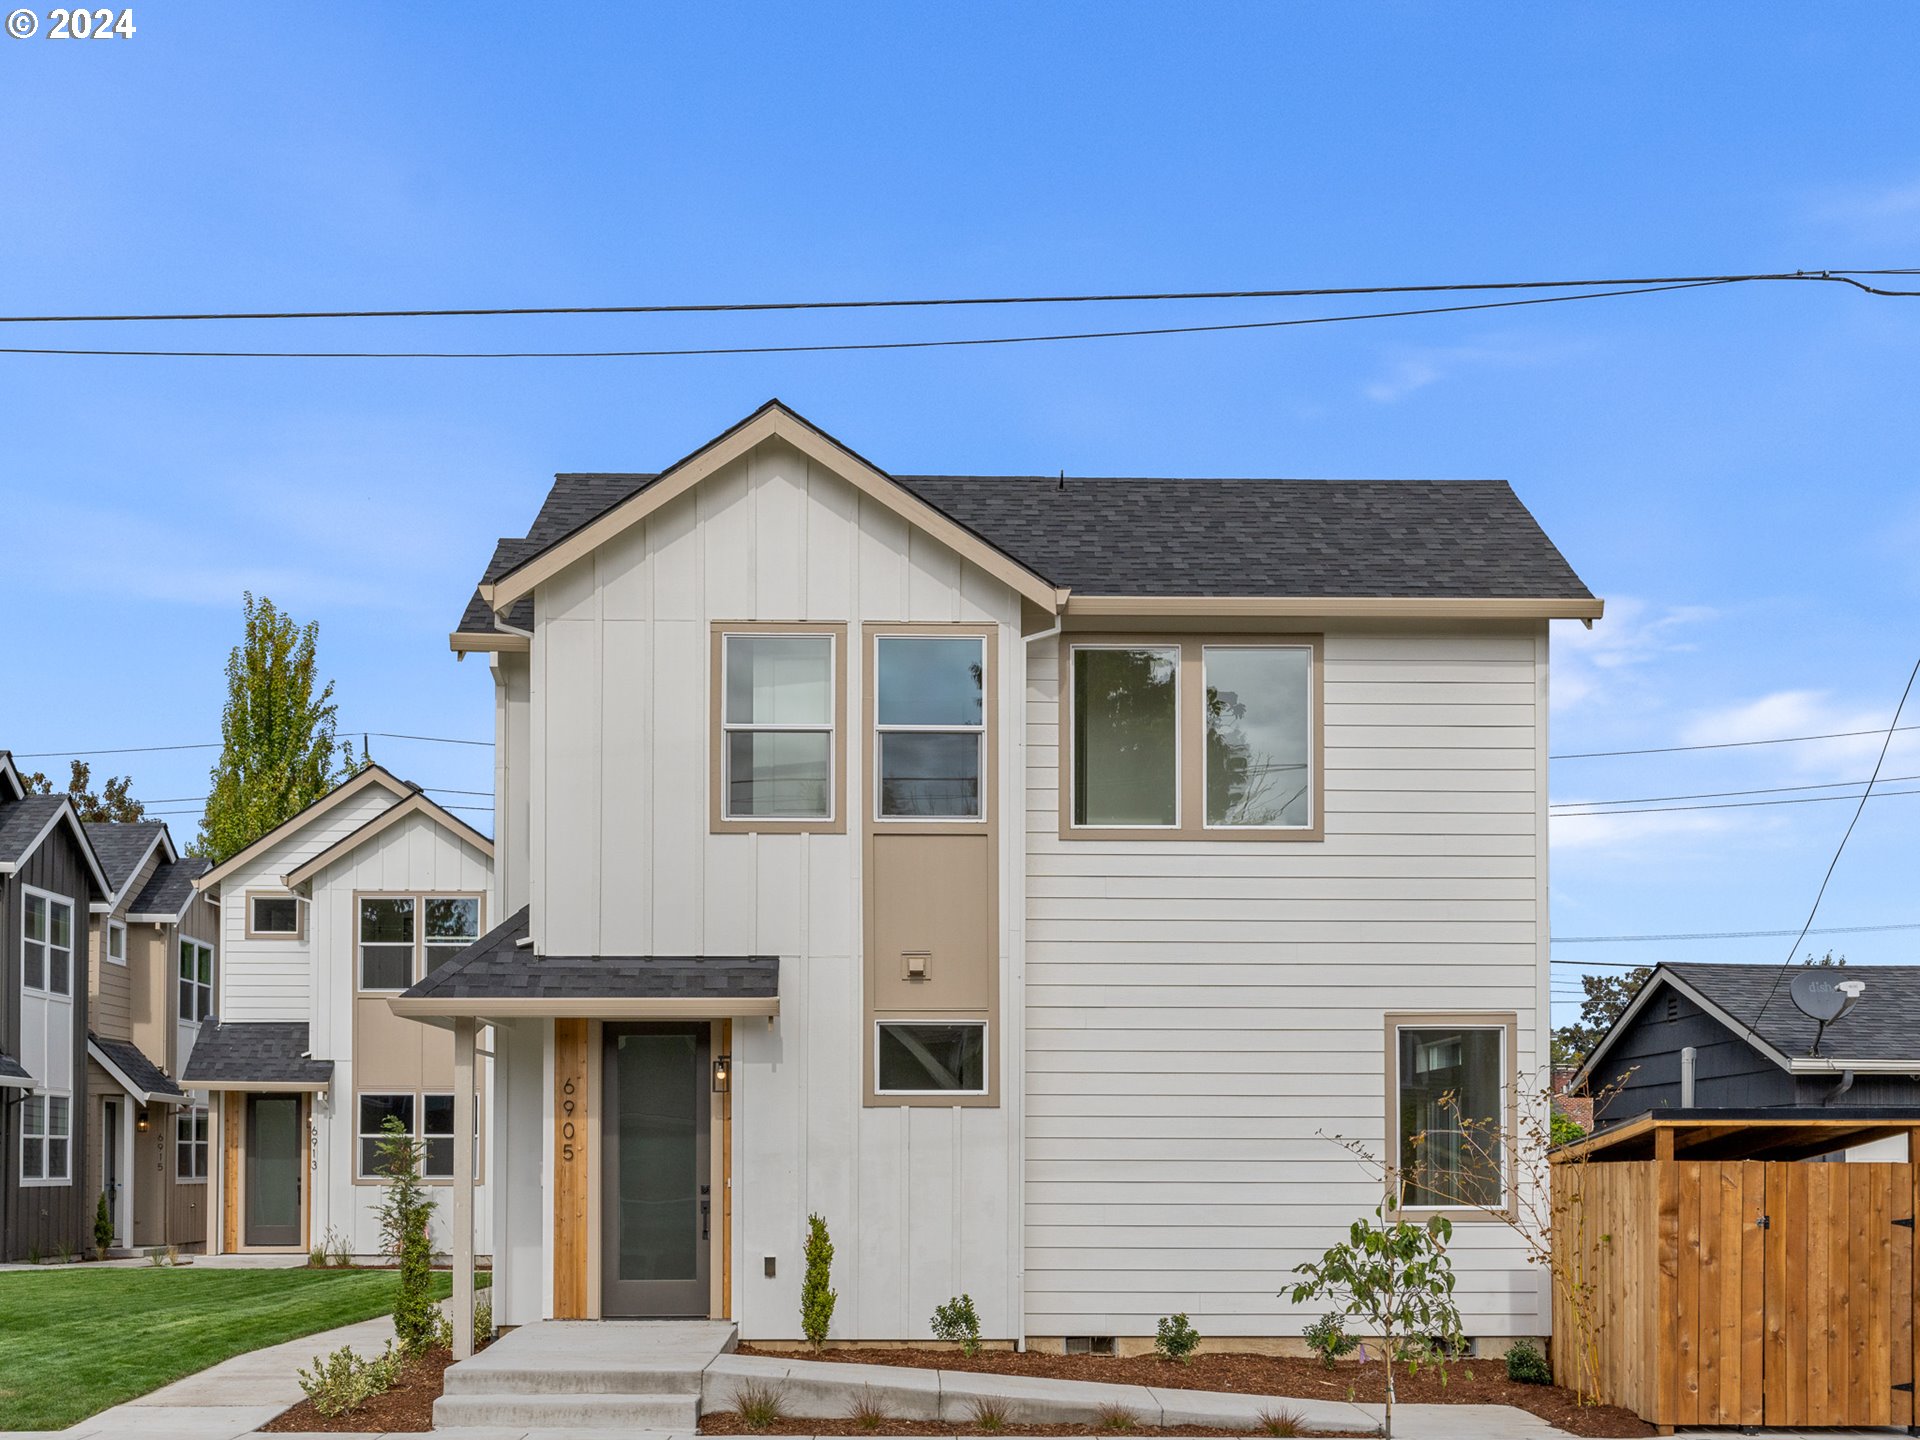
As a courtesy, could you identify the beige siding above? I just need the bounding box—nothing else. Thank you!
[1023,624,1549,1339]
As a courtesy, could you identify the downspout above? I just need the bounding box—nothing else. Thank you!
[1824,1068,1856,1105]
[1679,1047,1696,1109]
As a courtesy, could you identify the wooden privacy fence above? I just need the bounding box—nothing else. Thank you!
[1551,1116,1920,1434]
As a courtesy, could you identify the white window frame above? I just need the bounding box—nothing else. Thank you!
[177,938,214,1023]
[1066,642,1183,832]
[106,919,127,966]
[1200,641,1316,833]
[175,1104,209,1182]
[720,630,838,823]
[356,1092,417,1180]
[22,886,75,998]
[873,1019,990,1097]
[357,896,417,993]
[1390,1017,1511,1214]
[20,1091,72,1186]
[872,632,988,824]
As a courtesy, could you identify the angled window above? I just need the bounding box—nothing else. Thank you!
[177,938,214,1022]
[875,635,986,819]
[175,1105,209,1181]
[721,632,836,821]
[1071,645,1179,827]
[424,897,480,975]
[1392,1018,1509,1211]
[357,1093,415,1179]
[247,892,302,939]
[875,1021,987,1095]
[1203,644,1313,829]
[359,898,415,991]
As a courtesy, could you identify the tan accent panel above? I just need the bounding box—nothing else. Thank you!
[553,1019,590,1318]
[868,835,991,1012]
[357,996,437,1092]
[90,919,133,1038]
[1057,633,1325,843]
[1383,1010,1520,1223]
[708,622,850,836]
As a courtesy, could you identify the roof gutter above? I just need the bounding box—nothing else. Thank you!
[387,995,780,1022]
[1063,594,1605,621]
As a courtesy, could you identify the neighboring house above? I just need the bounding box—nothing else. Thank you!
[1575,962,1920,1156]
[82,819,216,1253]
[404,399,1602,1352]
[183,764,494,1255]
[0,750,110,1262]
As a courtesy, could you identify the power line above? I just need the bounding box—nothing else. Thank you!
[3,267,1915,325]
[1746,655,1920,1037]
[12,731,491,759]
[1551,772,1920,810]
[0,281,1751,360]
[1552,723,1920,760]
[1553,921,1920,946]
[1549,783,1920,817]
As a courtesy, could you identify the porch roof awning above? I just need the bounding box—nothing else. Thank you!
[179,1019,334,1092]
[0,1048,32,1089]
[89,1032,188,1105]
[388,905,781,1020]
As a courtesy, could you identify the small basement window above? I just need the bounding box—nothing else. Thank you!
[1064,1336,1117,1355]
[875,1020,987,1095]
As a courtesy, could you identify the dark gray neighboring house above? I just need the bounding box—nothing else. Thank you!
[0,751,110,1261]
[1575,962,1920,1133]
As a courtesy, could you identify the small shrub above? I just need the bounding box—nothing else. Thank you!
[846,1387,891,1431]
[1254,1408,1308,1438]
[94,1192,114,1260]
[145,1248,165,1267]
[1154,1312,1201,1364]
[733,1380,788,1431]
[932,1293,982,1357]
[1304,1312,1359,1369]
[1506,1336,1551,1386]
[296,1343,402,1418]
[315,1225,352,1267]
[474,1295,494,1350]
[308,1242,329,1268]
[1094,1402,1139,1432]
[966,1395,1011,1433]
[801,1212,837,1349]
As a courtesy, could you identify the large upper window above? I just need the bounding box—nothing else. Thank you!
[721,632,836,820]
[178,938,214,1022]
[359,898,415,990]
[875,635,986,820]
[424,898,480,975]
[1393,1019,1508,1210]
[21,1093,70,1184]
[23,890,73,997]
[1066,637,1319,839]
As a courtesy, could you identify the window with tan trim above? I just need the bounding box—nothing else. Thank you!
[1386,1011,1517,1218]
[709,623,848,835]
[357,892,485,991]
[246,890,304,940]
[1060,634,1322,841]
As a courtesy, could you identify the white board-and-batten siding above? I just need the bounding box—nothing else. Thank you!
[525,439,1024,1341]
[1023,627,1550,1340]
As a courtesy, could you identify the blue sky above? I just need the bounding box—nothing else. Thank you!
[4,4,1918,1023]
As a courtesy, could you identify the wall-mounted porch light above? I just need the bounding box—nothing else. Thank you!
[135,1110,149,1133]
[711,1055,731,1094]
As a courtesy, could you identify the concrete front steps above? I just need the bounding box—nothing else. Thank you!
[432,1319,736,1431]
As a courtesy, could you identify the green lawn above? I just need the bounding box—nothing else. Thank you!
[0,1265,455,1432]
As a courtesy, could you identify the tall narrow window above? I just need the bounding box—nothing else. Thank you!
[176,1106,209,1180]
[875,635,986,819]
[1204,645,1313,829]
[422,1093,455,1179]
[177,939,214,1022]
[24,892,74,996]
[424,898,480,975]
[722,633,835,819]
[1071,645,1179,827]
[1395,1023,1506,1209]
[107,920,127,965]
[21,1094,70,1183]
[359,898,415,990]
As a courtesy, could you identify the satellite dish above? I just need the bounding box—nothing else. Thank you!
[1789,971,1865,1056]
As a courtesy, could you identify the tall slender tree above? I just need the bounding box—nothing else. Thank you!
[194,593,358,862]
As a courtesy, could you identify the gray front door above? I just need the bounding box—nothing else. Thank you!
[601,1024,711,1317]
[245,1094,303,1247]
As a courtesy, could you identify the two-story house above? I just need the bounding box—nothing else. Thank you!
[0,751,110,1262]
[184,765,494,1255]
[82,819,216,1253]
[404,401,1600,1354]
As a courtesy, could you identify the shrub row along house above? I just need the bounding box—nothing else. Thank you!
[409,400,1602,1352]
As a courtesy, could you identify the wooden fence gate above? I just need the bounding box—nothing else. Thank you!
[1554,1153,1918,1432]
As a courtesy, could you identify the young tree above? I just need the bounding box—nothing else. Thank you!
[800,1212,837,1349]
[24,760,146,823]
[195,593,358,862]
[375,1115,438,1354]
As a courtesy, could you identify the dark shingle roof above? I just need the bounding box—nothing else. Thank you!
[400,905,780,1003]
[1664,963,1920,1064]
[89,1032,186,1102]
[84,822,168,898]
[128,855,210,919]
[455,438,1594,636]
[181,1020,333,1087]
[0,795,69,867]
[0,1049,30,1085]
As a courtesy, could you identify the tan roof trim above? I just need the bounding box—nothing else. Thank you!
[1065,594,1605,621]
[481,403,1060,613]
[449,630,531,655]
[387,994,780,1022]
[282,791,495,889]
[186,1078,331,1094]
[193,766,416,893]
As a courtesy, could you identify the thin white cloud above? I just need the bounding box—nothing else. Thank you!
[1549,807,1742,853]
[1680,689,1920,775]
[1361,335,1589,404]
[1551,599,1716,714]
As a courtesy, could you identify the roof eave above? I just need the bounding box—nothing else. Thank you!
[387,994,780,1022]
[449,630,531,656]
[1065,594,1605,621]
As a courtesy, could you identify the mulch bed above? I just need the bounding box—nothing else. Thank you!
[700,1414,1369,1437]
[260,1346,455,1433]
[740,1346,1656,1439]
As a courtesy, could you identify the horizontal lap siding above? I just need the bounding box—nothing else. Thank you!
[1024,628,1546,1337]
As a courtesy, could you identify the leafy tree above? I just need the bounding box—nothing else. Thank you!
[800,1212,837,1349]
[24,760,146,822]
[195,593,358,862]
[1551,967,1652,1068]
